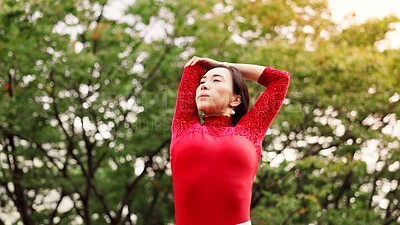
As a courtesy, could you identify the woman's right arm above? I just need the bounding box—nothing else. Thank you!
[171,64,204,140]
[222,63,266,82]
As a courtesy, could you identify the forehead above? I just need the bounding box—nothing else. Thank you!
[203,67,231,78]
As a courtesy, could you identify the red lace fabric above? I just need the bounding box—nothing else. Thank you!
[171,64,290,157]
[170,64,290,225]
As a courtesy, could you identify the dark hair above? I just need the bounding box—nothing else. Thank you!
[208,64,250,125]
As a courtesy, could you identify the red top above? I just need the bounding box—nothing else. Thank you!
[170,64,290,225]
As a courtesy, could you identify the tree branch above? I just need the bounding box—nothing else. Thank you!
[114,138,170,224]
[3,133,35,225]
[143,171,165,225]
[92,1,107,54]
[333,171,353,209]
[49,191,66,225]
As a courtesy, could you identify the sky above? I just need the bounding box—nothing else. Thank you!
[104,0,400,49]
[328,0,400,23]
[328,0,400,50]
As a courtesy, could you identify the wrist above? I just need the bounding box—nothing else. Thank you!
[221,62,230,67]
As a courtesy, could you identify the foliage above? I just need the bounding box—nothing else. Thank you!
[0,0,399,224]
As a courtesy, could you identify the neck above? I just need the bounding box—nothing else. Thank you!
[202,113,233,127]
[203,108,234,118]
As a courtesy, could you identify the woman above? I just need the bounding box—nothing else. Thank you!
[170,56,290,225]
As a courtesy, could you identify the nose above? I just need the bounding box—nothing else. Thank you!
[200,83,209,90]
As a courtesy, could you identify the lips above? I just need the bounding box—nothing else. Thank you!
[198,93,209,98]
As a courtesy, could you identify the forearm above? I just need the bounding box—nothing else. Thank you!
[185,56,271,82]
[223,62,266,82]
[172,65,204,135]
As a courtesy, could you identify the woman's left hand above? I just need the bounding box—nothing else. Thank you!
[184,56,222,70]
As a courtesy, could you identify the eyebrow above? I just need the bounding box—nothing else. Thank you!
[201,74,225,80]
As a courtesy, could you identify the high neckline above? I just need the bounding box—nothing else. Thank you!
[203,115,233,127]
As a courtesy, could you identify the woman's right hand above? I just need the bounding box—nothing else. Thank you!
[184,56,222,70]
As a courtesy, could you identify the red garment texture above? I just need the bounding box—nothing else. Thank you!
[170,64,290,225]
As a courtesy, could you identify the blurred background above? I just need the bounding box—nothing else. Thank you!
[0,0,399,224]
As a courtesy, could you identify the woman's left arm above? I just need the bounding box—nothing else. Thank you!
[236,65,290,146]
[185,57,290,145]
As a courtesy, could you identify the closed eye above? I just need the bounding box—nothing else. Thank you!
[213,79,221,82]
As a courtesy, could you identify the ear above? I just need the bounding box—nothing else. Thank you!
[230,94,241,107]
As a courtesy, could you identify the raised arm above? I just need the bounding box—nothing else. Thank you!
[221,61,290,141]
[183,56,290,147]
[171,64,205,141]
[185,57,266,82]
[237,66,290,146]
[222,62,266,82]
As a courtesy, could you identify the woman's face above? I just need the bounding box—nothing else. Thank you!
[196,67,239,116]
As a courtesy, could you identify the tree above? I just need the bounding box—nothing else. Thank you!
[1,1,175,224]
[0,0,399,224]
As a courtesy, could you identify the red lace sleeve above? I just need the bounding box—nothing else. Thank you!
[237,67,290,147]
[171,65,205,141]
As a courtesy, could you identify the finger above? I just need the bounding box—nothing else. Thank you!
[191,57,200,66]
[184,60,192,67]
[184,56,197,67]
[184,58,192,67]
[191,58,199,66]
[184,61,190,67]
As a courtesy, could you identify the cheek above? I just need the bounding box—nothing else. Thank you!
[215,87,233,102]
[195,86,201,96]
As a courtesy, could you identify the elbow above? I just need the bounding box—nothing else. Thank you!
[281,70,290,85]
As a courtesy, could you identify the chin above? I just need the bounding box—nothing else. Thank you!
[197,105,213,114]
[197,106,208,113]
[196,102,208,111]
